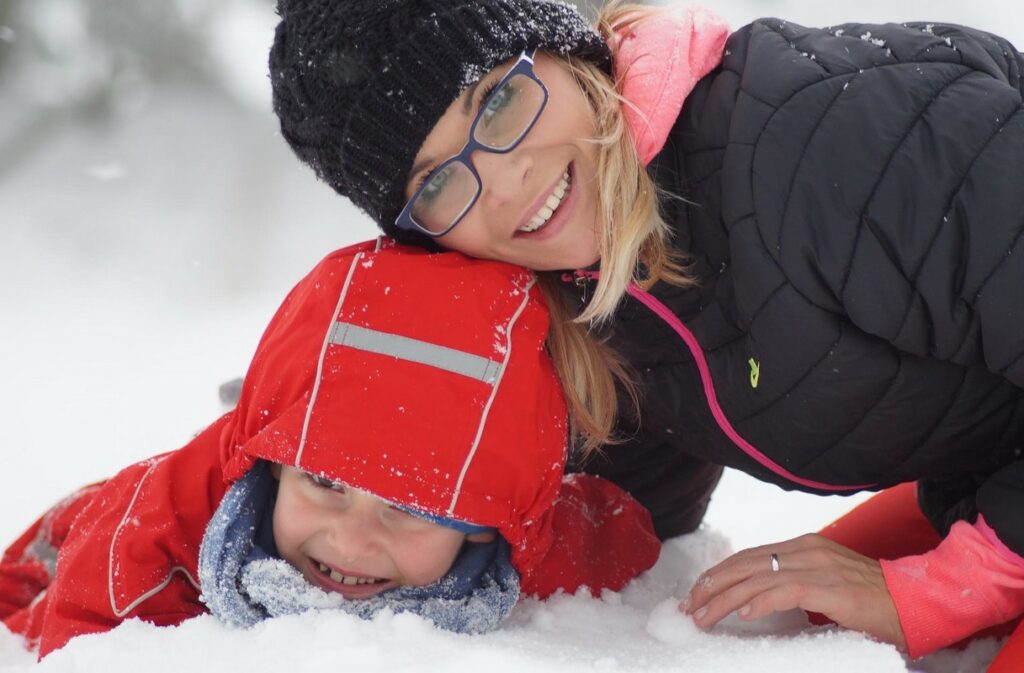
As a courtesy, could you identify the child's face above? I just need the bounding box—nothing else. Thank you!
[405,51,602,272]
[272,465,489,599]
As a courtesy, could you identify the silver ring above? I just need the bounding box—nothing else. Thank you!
[770,553,781,573]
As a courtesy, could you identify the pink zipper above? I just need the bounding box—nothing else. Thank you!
[569,270,873,492]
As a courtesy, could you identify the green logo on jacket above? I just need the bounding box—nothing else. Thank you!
[748,358,760,389]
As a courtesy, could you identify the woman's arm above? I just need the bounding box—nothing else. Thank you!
[682,518,1024,658]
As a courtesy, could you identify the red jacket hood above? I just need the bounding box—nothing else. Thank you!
[218,240,568,587]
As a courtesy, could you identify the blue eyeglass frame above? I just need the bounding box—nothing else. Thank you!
[394,47,549,238]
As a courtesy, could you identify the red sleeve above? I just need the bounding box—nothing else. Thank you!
[880,517,1024,659]
[1,483,103,622]
[520,473,660,598]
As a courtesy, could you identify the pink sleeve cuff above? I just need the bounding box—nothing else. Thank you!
[880,517,1024,659]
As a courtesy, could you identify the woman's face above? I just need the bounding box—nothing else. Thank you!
[405,51,602,271]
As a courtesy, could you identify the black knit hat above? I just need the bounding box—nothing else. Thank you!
[269,0,610,241]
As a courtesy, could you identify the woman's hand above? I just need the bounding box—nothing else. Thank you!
[682,533,907,650]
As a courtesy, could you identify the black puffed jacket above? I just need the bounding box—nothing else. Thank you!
[578,19,1024,552]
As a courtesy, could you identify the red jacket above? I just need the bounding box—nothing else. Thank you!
[2,241,660,657]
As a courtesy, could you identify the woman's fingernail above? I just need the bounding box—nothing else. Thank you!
[738,604,751,617]
[694,607,708,620]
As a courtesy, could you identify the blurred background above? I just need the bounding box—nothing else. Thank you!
[0,0,1019,547]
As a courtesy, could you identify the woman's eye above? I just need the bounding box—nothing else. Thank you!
[481,82,516,125]
[419,165,453,204]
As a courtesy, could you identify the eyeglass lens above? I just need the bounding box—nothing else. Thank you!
[411,74,546,233]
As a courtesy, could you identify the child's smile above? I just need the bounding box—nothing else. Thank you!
[306,556,395,599]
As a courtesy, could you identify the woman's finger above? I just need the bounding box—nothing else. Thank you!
[685,534,832,614]
[690,567,796,628]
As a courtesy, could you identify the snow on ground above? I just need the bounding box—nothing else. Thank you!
[1,1,1021,671]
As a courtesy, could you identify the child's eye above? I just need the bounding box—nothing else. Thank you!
[387,504,432,527]
[306,472,346,492]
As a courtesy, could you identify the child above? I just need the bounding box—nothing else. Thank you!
[266,0,1024,661]
[0,240,660,658]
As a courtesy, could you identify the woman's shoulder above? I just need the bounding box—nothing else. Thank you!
[723,18,1022,104]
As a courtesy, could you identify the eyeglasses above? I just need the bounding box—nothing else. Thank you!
[395,48,548,237]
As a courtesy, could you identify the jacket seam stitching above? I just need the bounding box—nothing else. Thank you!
[966,105,1024,301]
[999,341,1024,378]
[917,103,1022,294]
[798,345,905,475]
[972,203,1024,305]
[448,276,536,515]
[295,252,362,466]
[107,455,201,618]
[837,69,976,298]
[914,367,970,449]
[775,75,857,253]
[898,101,1022,365]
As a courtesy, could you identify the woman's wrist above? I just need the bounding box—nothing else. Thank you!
[881,519,1024,659]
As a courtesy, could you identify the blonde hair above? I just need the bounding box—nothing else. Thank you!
[540,2,697,456]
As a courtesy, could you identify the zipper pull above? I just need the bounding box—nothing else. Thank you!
[574,271,588,303]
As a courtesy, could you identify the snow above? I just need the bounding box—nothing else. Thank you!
[0,536,1005,672]
[1,0,1021,671]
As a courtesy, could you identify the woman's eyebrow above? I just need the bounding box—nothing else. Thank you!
[410,157,432,178]
[462,79,482,115]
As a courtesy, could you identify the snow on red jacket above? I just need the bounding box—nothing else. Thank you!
[2,241,660,658]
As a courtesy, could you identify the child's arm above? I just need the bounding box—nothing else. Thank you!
[1,482,103,623]
[21,416,229,658]
[520,473,660,598]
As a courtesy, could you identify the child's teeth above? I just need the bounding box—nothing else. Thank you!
[318,561,385,587]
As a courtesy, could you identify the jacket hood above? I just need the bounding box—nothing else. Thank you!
[613,5,728,165]
[217,239,568,587]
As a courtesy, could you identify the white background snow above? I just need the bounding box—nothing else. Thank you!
[0,1,1019,671]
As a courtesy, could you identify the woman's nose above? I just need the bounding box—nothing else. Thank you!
[474,147,533,207]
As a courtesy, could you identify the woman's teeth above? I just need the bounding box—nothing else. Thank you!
[519,168,571,233]
[318,562,384,585]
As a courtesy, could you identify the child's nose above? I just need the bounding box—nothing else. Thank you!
[326,507,385,558]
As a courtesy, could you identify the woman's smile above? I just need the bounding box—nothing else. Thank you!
[514,164,574,237]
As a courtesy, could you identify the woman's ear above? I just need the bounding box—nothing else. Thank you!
[466,530,497,544]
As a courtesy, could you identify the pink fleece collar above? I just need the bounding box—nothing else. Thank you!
[611,6,730,165]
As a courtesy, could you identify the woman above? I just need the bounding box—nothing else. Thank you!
[267,0,1024,661]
